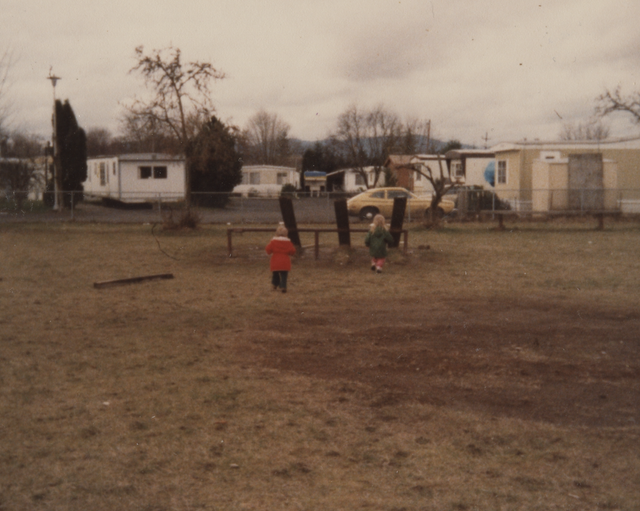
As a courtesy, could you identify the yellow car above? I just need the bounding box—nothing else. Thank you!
[346,187,455,221]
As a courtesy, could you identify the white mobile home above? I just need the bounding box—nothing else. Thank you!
[233,165,299,197]
[444,150,496,188]
[326,166,386,193]
[84,154,186,202]
[408,155,452,195]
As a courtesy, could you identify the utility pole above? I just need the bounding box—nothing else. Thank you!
[482,131,490,149]
[47,69,61,210]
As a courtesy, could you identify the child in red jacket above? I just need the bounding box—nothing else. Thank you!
[265,224,296,293]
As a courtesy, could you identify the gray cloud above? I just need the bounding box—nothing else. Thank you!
[2,0,639,145]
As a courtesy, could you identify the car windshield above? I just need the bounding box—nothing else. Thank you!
[387,190,411,199]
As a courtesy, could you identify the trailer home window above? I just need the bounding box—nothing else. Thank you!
[139,166,152,179]
[453,162,464,179]
[153,166,167,179]
[100,162,107,185]
[497,160,507,184]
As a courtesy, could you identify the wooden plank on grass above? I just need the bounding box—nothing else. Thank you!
[94,273,174,289]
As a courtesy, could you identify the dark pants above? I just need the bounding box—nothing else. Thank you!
[271,271,289,289]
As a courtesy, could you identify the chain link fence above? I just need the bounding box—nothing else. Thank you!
[1,189,640,224]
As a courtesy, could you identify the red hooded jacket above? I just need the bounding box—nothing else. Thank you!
[265,237,296,271]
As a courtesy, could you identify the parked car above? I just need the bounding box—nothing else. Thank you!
[346,187,455,221]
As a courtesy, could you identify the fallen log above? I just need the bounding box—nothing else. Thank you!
[94,273,174,289]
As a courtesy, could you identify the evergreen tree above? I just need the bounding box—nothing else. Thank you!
[187,116,242,207]
[54,99,87,207]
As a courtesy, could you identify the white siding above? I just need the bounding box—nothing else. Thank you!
[119,161,185,201]
[84,155,186,202]
[233,165,299,197]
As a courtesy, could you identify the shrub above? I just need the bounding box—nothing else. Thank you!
[280,183,296,198]
[161,206,202,230]
[457,186,511,213]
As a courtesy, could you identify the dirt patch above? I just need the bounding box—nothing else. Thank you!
[237,296,640,428]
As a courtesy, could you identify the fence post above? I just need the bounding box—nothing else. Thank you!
[334,199,351,247]
[70,191,74,220]
[390,197,407,248]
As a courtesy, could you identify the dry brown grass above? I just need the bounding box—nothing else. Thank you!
[0,220,639,510]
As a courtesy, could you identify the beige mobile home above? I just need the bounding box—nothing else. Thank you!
[492,137,640,211]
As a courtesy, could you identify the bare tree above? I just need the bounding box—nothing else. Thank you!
[117,112,181,154]
[333,104,403,188]
[413,146,462,227]
[401,118,433,154]
[0,48,14,139]
[366,105,402,183]
[240,110,291,165]
[335,104,368,183]
[596,85,640,126]
[86,127,114,157]
[125,45,225,205]
[559,117,610,141]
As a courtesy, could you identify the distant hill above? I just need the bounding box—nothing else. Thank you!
[290,136,473,155]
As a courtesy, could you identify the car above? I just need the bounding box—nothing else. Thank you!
[346,187,455,221]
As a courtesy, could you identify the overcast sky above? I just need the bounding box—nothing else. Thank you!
[2,0,639,148]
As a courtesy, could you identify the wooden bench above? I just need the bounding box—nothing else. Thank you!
[226,227,408,259]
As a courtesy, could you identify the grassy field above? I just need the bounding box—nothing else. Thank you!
[1,220,639,510]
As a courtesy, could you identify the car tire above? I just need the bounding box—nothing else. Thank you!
[359,207,378,221]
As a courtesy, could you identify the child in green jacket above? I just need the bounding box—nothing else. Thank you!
[364,214,394,273]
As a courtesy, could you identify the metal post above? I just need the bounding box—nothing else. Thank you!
[315,231,320,260]
[47,70,61,211]
[227,229,233,257]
